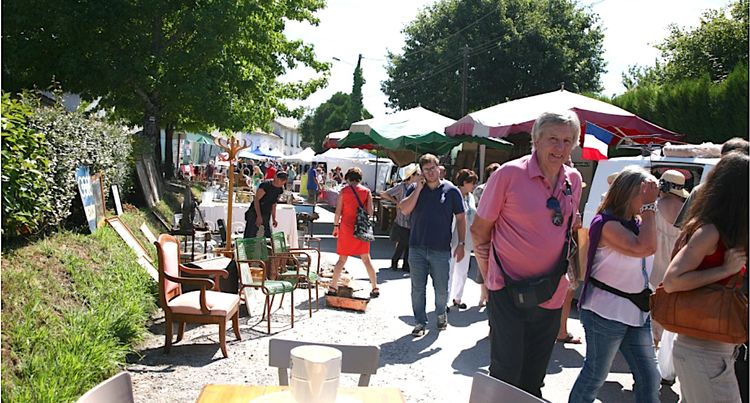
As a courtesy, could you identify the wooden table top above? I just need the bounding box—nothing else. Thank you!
[196,384,405,403]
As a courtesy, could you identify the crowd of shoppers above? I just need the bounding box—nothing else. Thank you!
[228,114,748,403]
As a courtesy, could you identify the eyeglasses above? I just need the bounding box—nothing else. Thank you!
[546,197,563,227]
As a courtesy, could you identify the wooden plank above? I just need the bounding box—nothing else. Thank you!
[326,295,369,312]
[196,385,405,403]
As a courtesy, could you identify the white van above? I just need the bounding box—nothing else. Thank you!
[581,154,720,228]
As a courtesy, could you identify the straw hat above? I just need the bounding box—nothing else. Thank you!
[403,164,420,180]
[660,170,690,198]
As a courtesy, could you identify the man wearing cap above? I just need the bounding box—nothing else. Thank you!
[470,111,582,398]
[379,165,421,272]
[244,171,288,238]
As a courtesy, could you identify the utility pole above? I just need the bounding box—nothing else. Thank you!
[461,45,469,116]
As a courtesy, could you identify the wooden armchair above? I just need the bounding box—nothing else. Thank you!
[154,234,240,358]
[235,237,295,334]
[270,231,320,317]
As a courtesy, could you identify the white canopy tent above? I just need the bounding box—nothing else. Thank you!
[280,147,316,163]
[314,148,394,193]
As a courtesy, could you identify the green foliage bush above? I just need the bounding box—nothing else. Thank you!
[0,95,135,238]
[1,222,157,402]
[1,93,54,237]
[31,101,133,228]
[612,63,748,144]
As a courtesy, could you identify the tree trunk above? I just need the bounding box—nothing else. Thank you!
[164,122,175,179]
[144,105,161,175]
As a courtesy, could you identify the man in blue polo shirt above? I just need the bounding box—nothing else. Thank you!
[400,154,466,336]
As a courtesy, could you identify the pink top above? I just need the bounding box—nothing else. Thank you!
[476,153,582,309]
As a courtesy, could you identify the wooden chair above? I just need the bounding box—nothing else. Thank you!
[269,339,380,387]
[270,231,320,317]
[154,234,241,358]
[468,373,545,403]
[235,237,295,334]
[77,371,134,403]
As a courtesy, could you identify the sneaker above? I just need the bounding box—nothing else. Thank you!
[437,314,448,330]
[411,324,426,337]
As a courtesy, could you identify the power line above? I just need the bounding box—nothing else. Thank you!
[399,2,502,58]
[385,34,505,93]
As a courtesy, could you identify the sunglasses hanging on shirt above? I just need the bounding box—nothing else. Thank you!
[547,197,563,227]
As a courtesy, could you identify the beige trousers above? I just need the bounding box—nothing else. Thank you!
[673,334,740,403]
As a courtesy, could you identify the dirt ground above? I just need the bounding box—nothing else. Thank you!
[127,207,681,402]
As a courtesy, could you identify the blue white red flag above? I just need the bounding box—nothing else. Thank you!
[582,122,614,160]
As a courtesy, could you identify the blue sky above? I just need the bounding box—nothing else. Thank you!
[281,0,733,118]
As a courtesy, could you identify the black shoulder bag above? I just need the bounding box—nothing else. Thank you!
[589,259,652,312]
[349,185,375,242]
[492,186,575,309]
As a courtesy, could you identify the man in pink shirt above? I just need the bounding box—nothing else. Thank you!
[471,111,583,398]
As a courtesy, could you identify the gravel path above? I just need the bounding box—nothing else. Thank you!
[128,207,681,402]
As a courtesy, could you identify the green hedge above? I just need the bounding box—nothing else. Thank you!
[1,214,158,402]
[1,93,135,239]
[1,93,54,237]
[612,63,748,144]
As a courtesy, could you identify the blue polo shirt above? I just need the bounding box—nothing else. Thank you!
[407,180,465,251]
[307,167,318,190]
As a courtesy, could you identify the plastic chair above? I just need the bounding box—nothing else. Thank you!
[77,372,134,403]
[154,234,241,358]
[217,219,227,247]
[231,222,245,235]
[269,339,380,387]
[270,231,320,317]
[468,373,545,403]
[235,237,295,334]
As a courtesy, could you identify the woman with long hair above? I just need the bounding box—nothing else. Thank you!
[449,169,478,309]
[569,166,661,403]
[328,167,380,298]
[662,152,749,403]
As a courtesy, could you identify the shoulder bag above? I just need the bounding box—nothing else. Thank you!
[650,233,748,344]
[491,182,575,309]
[349,185,375,242]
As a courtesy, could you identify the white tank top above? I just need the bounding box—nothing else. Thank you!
[582,245,654,327]
[651,203,681,288]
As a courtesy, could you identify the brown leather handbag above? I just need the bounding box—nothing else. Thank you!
[650,273,748,344]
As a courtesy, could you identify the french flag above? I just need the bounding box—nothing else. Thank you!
[582,122,614,161]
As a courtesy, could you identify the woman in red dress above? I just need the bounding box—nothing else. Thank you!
[328,167,380,298]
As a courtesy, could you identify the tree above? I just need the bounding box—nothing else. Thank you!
[382,0,605,118]
[348,54,365,123]
[2,0,329,176]
[300,92,372,153]
[622,0,748,88]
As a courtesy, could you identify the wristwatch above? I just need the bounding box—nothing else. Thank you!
[457,241,466,246]
[640,202,657,213]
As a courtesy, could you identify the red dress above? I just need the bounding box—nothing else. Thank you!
[337,185,371,256]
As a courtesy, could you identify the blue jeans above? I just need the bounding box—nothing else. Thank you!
[569,309,660,403]
[409,246,450,325]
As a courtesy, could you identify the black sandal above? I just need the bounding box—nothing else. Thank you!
[326,287,337,296]
[370,288,380,298]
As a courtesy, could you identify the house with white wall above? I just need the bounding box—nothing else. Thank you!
[272,117,302,156]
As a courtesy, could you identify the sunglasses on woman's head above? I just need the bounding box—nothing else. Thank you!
[547,197,563,227]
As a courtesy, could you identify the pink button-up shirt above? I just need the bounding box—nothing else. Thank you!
[476,153,582,309]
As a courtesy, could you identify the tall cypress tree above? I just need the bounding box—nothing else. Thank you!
[348,54,365,123]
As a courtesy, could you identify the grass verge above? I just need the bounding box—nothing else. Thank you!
[0,206,173,402]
